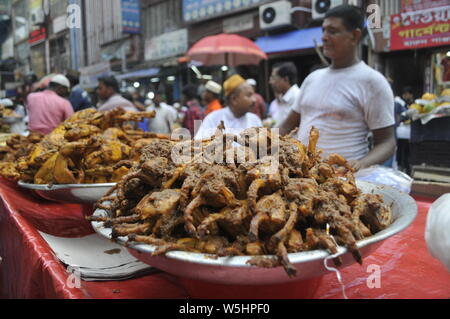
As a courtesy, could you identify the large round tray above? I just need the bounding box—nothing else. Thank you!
[18,181,116,204]
[91,181,417,285]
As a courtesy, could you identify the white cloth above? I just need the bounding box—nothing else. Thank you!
[146,103,176,134]
[270,84,300,126]
[161,102,178,121]
[293,61,395,161]
[194,107,263,140]
[425,193,450,272]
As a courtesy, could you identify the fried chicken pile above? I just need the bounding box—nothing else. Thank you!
[4,108,162,184]
[0,132,44,180]
[89,126,393,277]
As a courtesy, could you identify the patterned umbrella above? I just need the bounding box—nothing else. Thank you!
[186,33,268,67]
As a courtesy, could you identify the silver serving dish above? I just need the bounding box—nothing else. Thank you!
[1,116,23,124]
[91,181,417,285]
[18,181,116,204]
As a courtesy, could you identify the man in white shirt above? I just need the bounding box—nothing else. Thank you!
[146,90,177,135]
[280,5,396,170]
[195,74,262,140]
[268,62,301,127]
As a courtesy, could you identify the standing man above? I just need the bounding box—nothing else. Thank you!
[26,74,74,135]
[146,90,177,135]
[66,70,92,112]
[202,80,223,116]
[96,76,138,112]
[195,74,262,140]
[181,84,204,137]
[280,5,396,170]
[246,78,266,120]
[268,62,300,127]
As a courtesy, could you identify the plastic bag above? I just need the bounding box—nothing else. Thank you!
[354,165,413,194]
[425,194,450,272]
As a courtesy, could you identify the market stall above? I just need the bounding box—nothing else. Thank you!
[0,108,449,300]
[0,176,449,299]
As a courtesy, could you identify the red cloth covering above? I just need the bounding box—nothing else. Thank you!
[0,178,94,238]
[1,177,449,299]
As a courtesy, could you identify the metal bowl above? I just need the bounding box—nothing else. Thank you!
[91,181,417,285]
[18,181,116,204]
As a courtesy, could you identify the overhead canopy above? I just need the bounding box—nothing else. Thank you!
[116,68,160,81]
[255,27,323,55]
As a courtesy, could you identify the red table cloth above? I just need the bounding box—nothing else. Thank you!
[0,178,449,299]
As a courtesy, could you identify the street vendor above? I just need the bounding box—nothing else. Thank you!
[195,74,262,140]
[279,5,396,170]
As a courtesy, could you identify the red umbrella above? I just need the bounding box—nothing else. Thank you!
[186,33,268,67]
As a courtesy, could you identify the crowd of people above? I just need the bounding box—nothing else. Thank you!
[1,4,401,172]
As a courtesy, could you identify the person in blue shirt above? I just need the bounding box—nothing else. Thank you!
[66,70,92,112]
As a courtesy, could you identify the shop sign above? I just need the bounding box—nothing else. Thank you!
[122,0,141,34]
[223,13,254,33]
[390,6,450,51]
[183,0,266,23]
[401,0,449,12]
[145,29,188,61]
[28,26,47,45]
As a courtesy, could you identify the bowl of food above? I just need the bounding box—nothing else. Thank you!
[88,127,417,285]
[91,180,417,285]
[18,181,116,204]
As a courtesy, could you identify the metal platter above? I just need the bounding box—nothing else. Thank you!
[91,181,418,285]
[18,181,116,204]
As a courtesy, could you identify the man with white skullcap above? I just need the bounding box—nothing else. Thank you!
[202,80,223,116]
[26,74,74,134]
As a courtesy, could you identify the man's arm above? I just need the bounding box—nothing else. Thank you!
[278,110,301,136]
[349,125,396,170]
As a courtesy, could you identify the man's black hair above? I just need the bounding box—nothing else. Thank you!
[325,4,365,31]
[98,76,119,92]
[402,86,414,95]
[273,62,298,86]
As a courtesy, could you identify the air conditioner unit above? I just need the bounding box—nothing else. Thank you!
[30,8,45,25]
[259,0,292,31]
[312,0,345,20]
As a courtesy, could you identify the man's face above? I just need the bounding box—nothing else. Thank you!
[97,81,112,101]
[322,17,358,61]
[269,68,285,94]
[230,83,256,118]
[402,92,414,104]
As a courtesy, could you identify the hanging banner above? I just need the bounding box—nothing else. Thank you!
[401,0,449,12]
[182,0,265,23]
[390,6,450,51]
[122,0,141,34]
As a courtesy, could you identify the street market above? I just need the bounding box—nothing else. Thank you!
[0,0,449,303]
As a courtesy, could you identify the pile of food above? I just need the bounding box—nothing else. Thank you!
[0,108,161,184]
[0,133,44,180]
[90,126,393,277]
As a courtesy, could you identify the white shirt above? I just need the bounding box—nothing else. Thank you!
[270,84,300,126]
[293,61,395,161]
[146,103,176,134]
[97,94,138,112]
[195,107,263,140]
